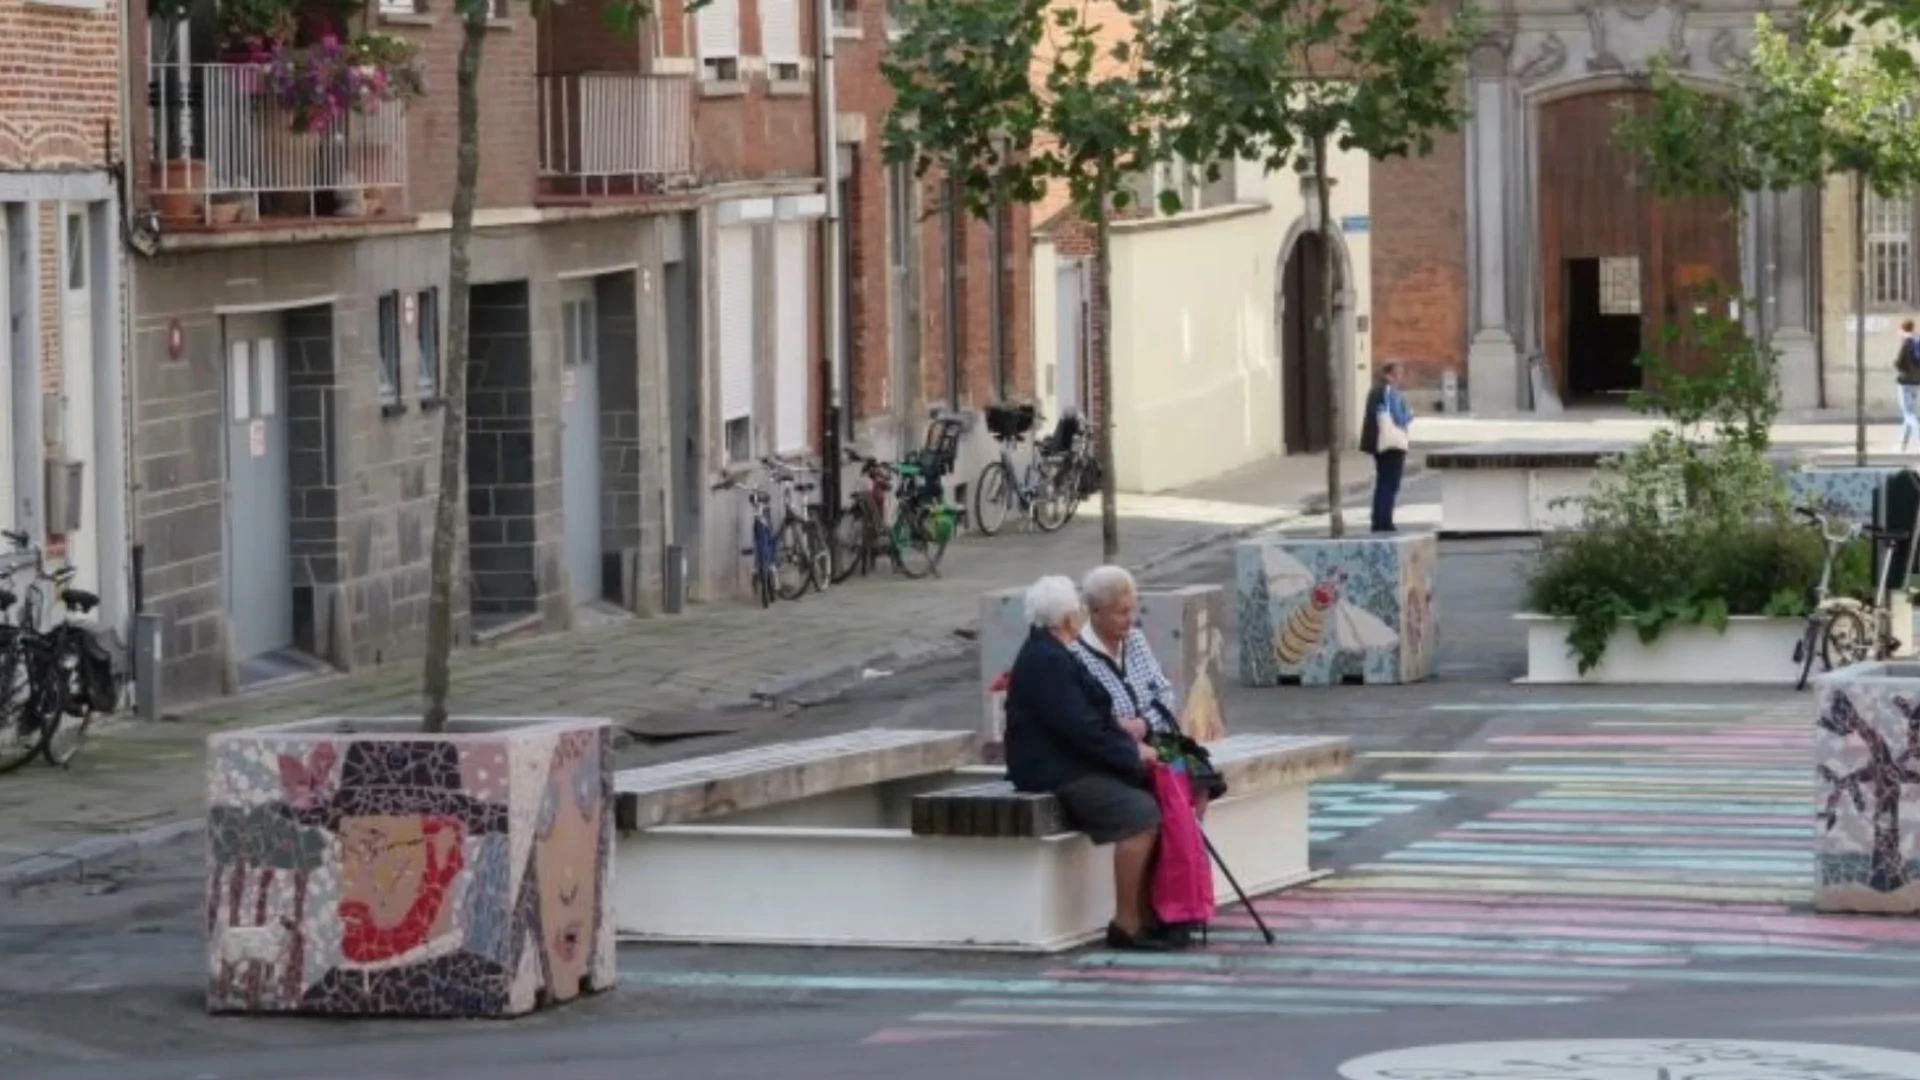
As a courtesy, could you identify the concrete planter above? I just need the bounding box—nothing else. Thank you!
[1519,615,1804,685]
[205,715,615,1017]
[1816,663,1920,913]
[1234,531,1437,686]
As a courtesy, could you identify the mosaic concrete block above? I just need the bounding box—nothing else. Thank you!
[205,716,615,1017]
[1235,531,1437,686]
[1136,585,1228,743]
[979,587,1029,755]
[1816,663,1920,914]
[1787,465,1902,525]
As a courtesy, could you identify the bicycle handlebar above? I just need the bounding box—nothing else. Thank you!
[1798,505,1867,546]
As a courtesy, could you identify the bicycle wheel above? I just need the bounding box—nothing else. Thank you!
[889,502,943,579]
[1822,607,1874,670]
[803,517,832,593]
[974,461,1016,537]
[1055,458,1087,526]
[1032,460,1072,533]
[773,517,817,601]
[41,671,91,768]
[830,500,871,584]
[0,643,45,775]
[1795,617,1824,691]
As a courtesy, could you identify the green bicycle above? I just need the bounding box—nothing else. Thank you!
[833,450,956,580]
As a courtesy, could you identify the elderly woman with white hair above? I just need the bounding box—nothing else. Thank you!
[1003,574,1172,951]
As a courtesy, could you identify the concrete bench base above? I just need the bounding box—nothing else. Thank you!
[614,770,1317,952]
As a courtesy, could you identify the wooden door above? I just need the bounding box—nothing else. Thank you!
[1649,188,1742,375]
[1282,232,1331,454]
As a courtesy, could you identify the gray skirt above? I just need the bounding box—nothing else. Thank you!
[1055,773,1160,845]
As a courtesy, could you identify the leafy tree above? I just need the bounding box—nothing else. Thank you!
[422,0,652,732]
[1152,0,1476,537]
[1613,15,1920,467]
[881,0,1176,561]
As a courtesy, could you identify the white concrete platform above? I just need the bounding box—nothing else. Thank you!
[1438,465,1597,534]
[1519,614,1806,684]
[614,737,1347,952]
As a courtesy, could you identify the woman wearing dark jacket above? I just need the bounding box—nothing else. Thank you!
[1004,574,1168,950]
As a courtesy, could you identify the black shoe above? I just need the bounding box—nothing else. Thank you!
[1105,922,1174,951]
[1159,922,1206,949]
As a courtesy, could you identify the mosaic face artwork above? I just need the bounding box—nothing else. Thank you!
[1339,1040,1920,1078]
[1235,534,1436,686]
[205,720,615,1017]
[1815,674,1920,912]
[1136,586,1228,744]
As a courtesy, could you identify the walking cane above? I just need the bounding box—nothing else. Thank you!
[1199,828,1276,944]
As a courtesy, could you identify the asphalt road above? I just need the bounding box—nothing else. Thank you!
[10,510,1920,1079]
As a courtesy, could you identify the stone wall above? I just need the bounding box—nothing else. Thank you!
[467,282,538,619]
[284,307,342,661]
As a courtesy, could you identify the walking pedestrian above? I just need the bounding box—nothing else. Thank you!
[1360,362,1412,533]
[1896,320,1920,451]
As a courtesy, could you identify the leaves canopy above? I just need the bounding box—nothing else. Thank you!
[1616,15,1920,201]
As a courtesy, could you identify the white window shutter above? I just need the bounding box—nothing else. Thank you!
[718,227,755,423]
[774,222,809,453]
[697,0,740,60]
[760,0,800,62]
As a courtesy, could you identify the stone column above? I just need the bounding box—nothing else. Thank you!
[1771,187,1820,410]
[1466,57,1522,415]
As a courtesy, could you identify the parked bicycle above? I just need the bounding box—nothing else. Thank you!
[762,456,832,600]
[1793,505,1907,689]
[974,402,1070,536]
[712,474,781,609]
[1035,407,1099,528]
[0,529,118,772]
[832,450,952,580]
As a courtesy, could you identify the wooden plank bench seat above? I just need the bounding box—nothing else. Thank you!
[910,733,1352,838]
[614,728,980,831]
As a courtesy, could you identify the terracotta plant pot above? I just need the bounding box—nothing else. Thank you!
[151,159,208,224]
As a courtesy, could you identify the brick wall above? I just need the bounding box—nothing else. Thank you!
[1369,140,1467,393]
[832,2,1033,434]
[0,0,119,169]
[388,11,542,213]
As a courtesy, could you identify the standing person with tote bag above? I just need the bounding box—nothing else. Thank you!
[1359,362,1412,534]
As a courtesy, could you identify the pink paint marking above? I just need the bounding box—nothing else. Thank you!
[1489,810,1812,828]
[1435,830,1806,849]
[862,1028,1000,1045]
[1062,945,1686,972]
[1209,913,1873,952]
[1491,735,1804,748]
[1300,887,1794,915]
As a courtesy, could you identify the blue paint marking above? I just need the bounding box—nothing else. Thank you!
[1454,821,1813,838]
[1512,798,1804,816]
[617,970,1580,1008]
[1076,952,1920,990]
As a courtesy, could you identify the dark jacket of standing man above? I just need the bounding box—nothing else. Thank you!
[1359,362,1412,534]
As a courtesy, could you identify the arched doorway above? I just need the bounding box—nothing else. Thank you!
[1537,88,1741,403]
[1282,231,1333,454]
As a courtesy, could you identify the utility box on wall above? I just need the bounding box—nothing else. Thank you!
[44,458,83,535]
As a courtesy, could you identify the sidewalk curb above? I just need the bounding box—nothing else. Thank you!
[1,818,200,893]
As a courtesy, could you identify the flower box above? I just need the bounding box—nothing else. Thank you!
[1518,614,1806,685]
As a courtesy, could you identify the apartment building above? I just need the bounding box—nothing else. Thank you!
[127,0,824,706]
[0,0,129,636]
[831,0,1033,477]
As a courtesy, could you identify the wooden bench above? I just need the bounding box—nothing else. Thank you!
[910,733,1351,838]
[614,728,980,831]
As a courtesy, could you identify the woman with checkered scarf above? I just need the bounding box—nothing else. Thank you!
[1068,566,1227,818]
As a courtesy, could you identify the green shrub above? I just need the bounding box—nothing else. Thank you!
[1528,436,1871,673]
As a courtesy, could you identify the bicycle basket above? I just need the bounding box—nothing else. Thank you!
[1076,456,1104,499]
[984,402,1038,440]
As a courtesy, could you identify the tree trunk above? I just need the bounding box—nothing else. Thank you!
[1093,176,1119,562]
[1314,135,1343,538]
[1855,172,1869,467]
[422,6,488,734]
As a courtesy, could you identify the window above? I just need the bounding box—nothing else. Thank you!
[831,0,858,31]
[377,291,402,410]
[64,212,85,291]
[696,0,742,79]
[1868,190,1915,309]
[988,198,1006,400]
[885,0,904,33]
[416,288,441,402]
[1598,257,1642,316]
[718,226,756,459]
[725,418,752,463]
[378,0,419,15]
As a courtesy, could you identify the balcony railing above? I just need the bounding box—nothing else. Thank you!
[538,74,695,200]
[147,62,410,229]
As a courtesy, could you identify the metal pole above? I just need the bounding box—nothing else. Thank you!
[813,0,844,517]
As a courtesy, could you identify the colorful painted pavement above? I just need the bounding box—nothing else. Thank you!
[621,703,1920,1043]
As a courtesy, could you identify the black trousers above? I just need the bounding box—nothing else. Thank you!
[1371,450,1406,532]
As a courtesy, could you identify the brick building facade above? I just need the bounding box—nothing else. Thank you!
[125,0,840,707]
[0,0,129,642]
[831,3,1033,473]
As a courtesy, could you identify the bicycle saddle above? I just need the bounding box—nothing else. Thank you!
[61,588,98,614]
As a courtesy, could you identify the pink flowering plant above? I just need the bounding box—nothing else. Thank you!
[261,32,424,133]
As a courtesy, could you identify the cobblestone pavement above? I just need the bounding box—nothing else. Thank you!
[0,452,1390,875]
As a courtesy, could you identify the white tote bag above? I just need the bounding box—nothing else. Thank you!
[1376,405,1410,453]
